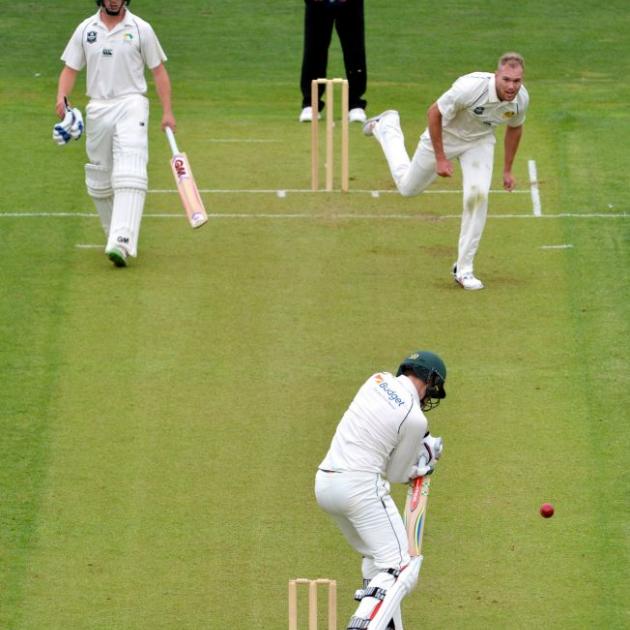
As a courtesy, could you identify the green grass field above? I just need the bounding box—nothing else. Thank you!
[1,1,629,628]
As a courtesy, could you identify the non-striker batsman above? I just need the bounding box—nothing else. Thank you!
[315,351,447,629]
[54,0,176,267]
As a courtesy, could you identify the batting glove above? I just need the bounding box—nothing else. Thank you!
[52,107,84,145]
[68,107,84,140]
[52,110,74,145]
[410,434,443,479]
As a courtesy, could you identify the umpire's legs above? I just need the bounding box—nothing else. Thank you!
[300,2,335,110]
[335,0,367,110]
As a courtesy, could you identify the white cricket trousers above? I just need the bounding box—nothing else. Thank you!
[374,111,495,275]
[85,94,149,257]
[315,470,410,571]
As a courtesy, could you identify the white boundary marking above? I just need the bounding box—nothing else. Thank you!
[528,160,542,216]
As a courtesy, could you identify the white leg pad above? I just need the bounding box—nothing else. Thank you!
[108,153,148,257]
[85,163,113,235]
[348,557,422,630]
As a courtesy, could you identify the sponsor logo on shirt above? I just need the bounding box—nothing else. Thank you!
[102,48,113,57]
[373,375,406,408]
[473,106,485,115]
[123,32,134,42]
[87,31,97,44]
[502,111,515,119]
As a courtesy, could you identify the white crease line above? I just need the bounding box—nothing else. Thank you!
[75,244,102,249]
[202,139,282,143]
[1,212,626,220]
[540,244,574,249]
[528,159,542,216]
[148,188,531,195]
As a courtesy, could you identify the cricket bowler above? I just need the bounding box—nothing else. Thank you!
[315,351,447,630]
[53,0,176,267]
[363,53,529,290]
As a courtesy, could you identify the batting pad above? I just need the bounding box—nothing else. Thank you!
[85,163,113,198]
[85,163,113,235]
[366,557,422,630]
[112,152,148,191]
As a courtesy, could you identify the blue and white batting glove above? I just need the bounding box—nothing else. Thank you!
[68,107,84,140]
[52,110,74,145]
[52,107,84,145]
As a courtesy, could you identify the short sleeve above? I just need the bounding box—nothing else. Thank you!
[436,75,486,123]
[141,24,167,70]
[61,24,87,71]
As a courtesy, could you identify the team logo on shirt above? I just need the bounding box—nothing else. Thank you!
[502,111,515,119]
[123,32,134,42]
[473,106,485,115]
[87,31,97,44]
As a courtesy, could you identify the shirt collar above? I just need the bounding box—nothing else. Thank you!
[488,74,499,103]
[396,374,420,405]
[93,8,135,30]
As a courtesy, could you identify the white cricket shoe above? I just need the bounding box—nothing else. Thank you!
[362,109,398,136]
[452,263,484,290]
[299,106,321,122]
[348,107,367,123]
[456,273,484,290]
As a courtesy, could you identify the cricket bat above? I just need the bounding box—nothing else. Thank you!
[165,126,208,229]
[404,474,432,558]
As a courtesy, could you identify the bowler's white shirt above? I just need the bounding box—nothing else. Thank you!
[421,71,529,148]
[61,10,167,100]
[319,373,427,482]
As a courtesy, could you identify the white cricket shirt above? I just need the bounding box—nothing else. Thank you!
[319,373,428,482]
[421,71,529,148]
[61,10,167,100]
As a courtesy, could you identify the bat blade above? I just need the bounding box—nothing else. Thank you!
[404,475,431,557]
[170,152,208,229]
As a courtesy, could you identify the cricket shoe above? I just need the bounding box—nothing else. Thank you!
[348,107,367,123]
[362,110,398,136]
[452,264,484,290]
[299,106,321,122]
[107,246,128,268]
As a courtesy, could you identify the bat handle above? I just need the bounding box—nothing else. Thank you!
[164,126,179,156]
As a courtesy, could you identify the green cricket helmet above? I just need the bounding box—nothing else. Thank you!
[396,350,447,411]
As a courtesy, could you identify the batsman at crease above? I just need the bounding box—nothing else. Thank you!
[315,351,447,630]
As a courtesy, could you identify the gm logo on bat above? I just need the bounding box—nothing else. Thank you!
[172,157,190,182]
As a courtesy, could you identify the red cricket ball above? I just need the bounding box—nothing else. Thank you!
[540,503,554,518]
